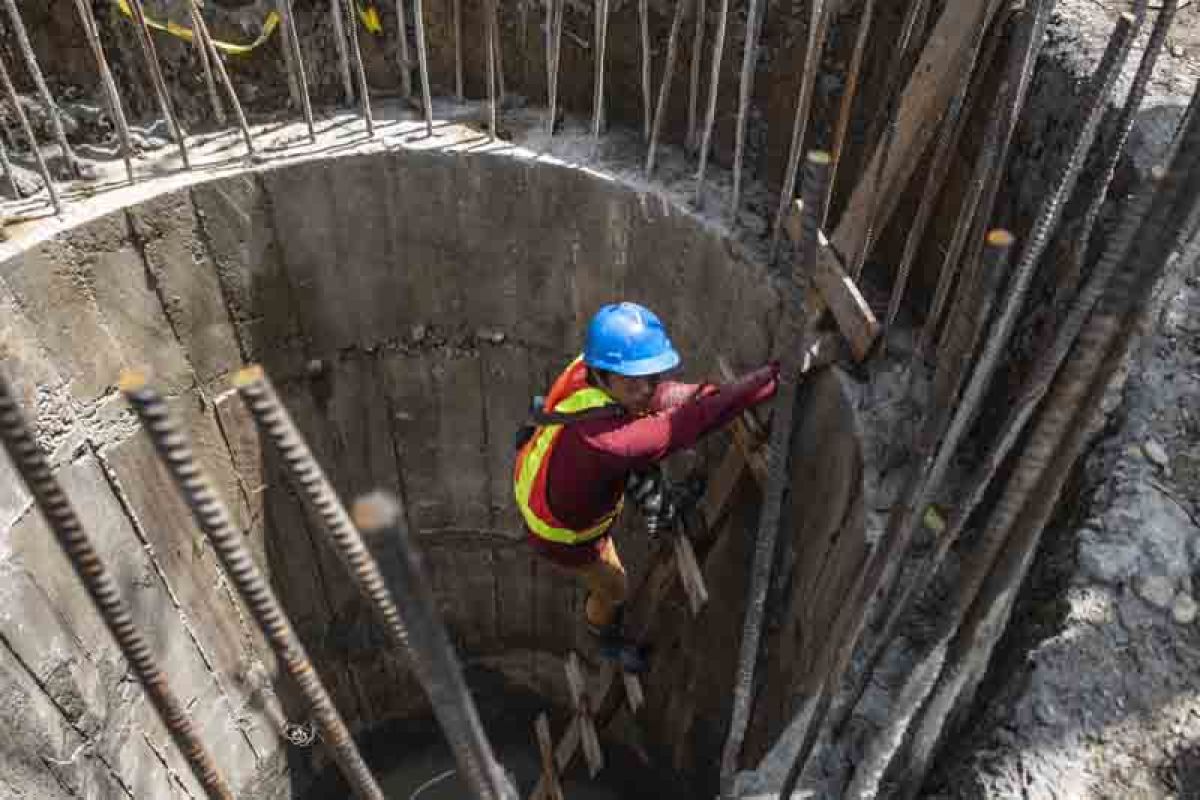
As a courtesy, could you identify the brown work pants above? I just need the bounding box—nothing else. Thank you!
[557,536,628,629]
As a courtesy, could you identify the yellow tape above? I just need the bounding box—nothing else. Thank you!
[357,4,383,34]
[114,0,281,55]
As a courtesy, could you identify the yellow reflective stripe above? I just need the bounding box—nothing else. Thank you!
[514,385,622,544]
[115,0,281,56]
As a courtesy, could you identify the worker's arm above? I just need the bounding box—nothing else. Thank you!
[646,380,720,411]
[579,364,779,471]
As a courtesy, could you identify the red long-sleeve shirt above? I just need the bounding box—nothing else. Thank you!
[527,364,778,566]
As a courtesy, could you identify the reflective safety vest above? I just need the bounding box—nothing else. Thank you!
[513,357,624,544]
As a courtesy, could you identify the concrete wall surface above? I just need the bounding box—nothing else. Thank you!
[0,142,863,798]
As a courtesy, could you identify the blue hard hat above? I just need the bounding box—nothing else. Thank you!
[583,302,681,376]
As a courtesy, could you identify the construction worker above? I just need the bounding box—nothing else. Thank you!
[513,302,779,673]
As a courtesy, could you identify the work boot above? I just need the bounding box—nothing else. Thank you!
[587,607,649,674]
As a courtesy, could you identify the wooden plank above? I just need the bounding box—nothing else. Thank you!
[699,434,750,530]
[621,669,645,714]
[784,200,880,362]
[532,713,565,800]
[564,652,604,777]
[673,533,709,615]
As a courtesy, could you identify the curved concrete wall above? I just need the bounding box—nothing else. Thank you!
[0,144,862,798]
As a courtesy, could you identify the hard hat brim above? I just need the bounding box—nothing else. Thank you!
[586,348,681,377]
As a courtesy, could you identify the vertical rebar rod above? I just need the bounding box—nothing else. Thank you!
[0,54,60,214]
[729,0,765,218]
[126,0,190,168]
[280,0,316,141]
[190,2,226,126]
[452,0,462,100]
[592,0,610,141]
[822,0,876,229]
[640,0,652,141]
[188,1,256,154]
[234,370,517,800]
[72,0,134,182]
[686,0,705,152]
[277,0,302,108]
[1067,0,1173,296]
[547,0,564,135]
[120,374,386,800]
[343,0,375,134]
[847,0,929,280]
[921,1,1049,356]
[692,0,728,204]
[719,151,832,800]
[885,2,1008,332]
[412,0,435,135]
[646,0,689,176]
[769,0,829,259]
[485,0,500,138]
[2,0,79,177]
[397,0,415,98]
[330,0,355,103]
[0,372,234,800]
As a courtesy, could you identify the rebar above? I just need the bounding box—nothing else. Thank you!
[330,0,355,103]
[822,0,876,229]
[2,0,79,177]
[885,3,1009,331]
[190,2,226,125]
[692,0,728,204]
[354,492,519,800]
[847,0,929,280]
[646,0,689,176]
[187,1,256,154]
[592,0,609,141]
[547,0,564,135]
[921,1,1050,356]
[686,0,705,152]
[119,373,386,800]
[342,0,375,135]
[769,0,829,259]
[0,54,60,214]
[126,0,190,168]
[485,0,500,138]
[0,133,19,198]
[640,0,651,141]
[233,367,516,800]
[729,0,765,219]
[398,0,415,98]
[280,0,316,141]
[0,371,233,800]
[718,151,832,800]
[277,0,302,109]
[1067,0,1172,298]
[72,0,134,182]
[452,0,462,99]
[413,0,435,135]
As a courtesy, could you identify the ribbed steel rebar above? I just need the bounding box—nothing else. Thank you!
[821,0,876,229]
[925,0,1052,358]
[330,0,355,103]
[190,3,226,125]
[847,0,929,281]
[769,0,829,259]
[485,0,500,138]
[397,0,415,98]
[686,0,705,152]
[646,0,689,176]
[0,133,19,198]
[885,2,1008,331]
[412,0,435,135]
[72,0,134,181]
[692,0,728,204]
[1067,0,1172,297]
[353,492,519,800]
[120,374,385,800]
[592,0,609,141]
[187,1,256,154]
[0,372,233,800]
[127,0,190,168]
[452,0,462,99]
[233,367,516,799]
[729,0,765,219]
[640,0,651,141]
[547,0,564,135]
[280,0,316,141]
[2,0,79,177]
[718,151,832,800]
[342,0,375,135]
[0,54,60,213]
